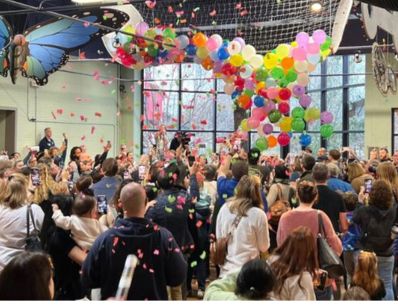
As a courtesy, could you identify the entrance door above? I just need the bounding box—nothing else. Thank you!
[0,109,16,154]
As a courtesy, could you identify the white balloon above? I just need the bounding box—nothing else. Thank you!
[227,41,242,55]
[242,45,256,60]
[240,64,253,79]
[249,54,263,70]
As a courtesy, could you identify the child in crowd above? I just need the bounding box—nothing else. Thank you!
[52,194,108,251]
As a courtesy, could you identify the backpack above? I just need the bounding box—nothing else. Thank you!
[268,184,290,225]
[195,191,212,219]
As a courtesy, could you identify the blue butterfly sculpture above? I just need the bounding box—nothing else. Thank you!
[0,9,129,85]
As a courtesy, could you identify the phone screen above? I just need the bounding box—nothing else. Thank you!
[364,179,372,193]
[124,170,131,180]
[138,166,146,180]
[97,195,107,214]
[31,168,40,186]
[188,156,195,167]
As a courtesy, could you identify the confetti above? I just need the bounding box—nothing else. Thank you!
[70,112,75,117]
[83,21,90,27]
[200,251,207,260]
[222,194,228,199]
[95,112,102,117]
[236,3,242,9]
[51,111,57,120]
[168,5,174,13]
[145,0,156,9]
[177,196,186,204]
[81,135,86,141]
[188,209,195,214]
[56,108,64,115]
[168,195,176,203]
[165,206,173,213]
[209,9,217,17]
[149,268,155,273]
[137,249,144,259]
[91,126,96,135]
[196,220,203,228]
[200,119,208,125]
[79,52,86,60]
[153,249,159,255]
[190,261,197,268]
[240,9,249,16]
[113,237,119,247]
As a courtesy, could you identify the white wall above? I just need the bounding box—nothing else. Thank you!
[0,60,121,159]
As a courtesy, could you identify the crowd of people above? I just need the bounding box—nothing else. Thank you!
[0,126,398,301]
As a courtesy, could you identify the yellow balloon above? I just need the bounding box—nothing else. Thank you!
[321,49,331,60]
[241,119,249,132]
[279,117,292,132]
[256,81,266,92]
[291,41,299,48]
[264,53,278,70]
[196,47,209,59]
[275,44,290,59]
[230,54,244,67]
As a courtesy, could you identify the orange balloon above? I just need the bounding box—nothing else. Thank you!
[201,57,214,70]
[268,135,278,148]
[192,32,208,47]
[281,57,294,70]
[238,95,252,110]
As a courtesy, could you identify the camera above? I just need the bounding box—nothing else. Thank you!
[169,131,195,151]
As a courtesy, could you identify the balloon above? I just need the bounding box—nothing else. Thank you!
[238,95,252,109]
[256,81,266,93]
[186,44,197,56]
[264,53,278,69]
[296,32,310,46]
[244,78,255,90]
[136,22,149,36]
[279,117,292,132]
[275,44,291,59]
[234,76,245,90]
[242,45,256,60]
[254,96,265,107]
[268,135,278,148]
[292,85,305,97]
[209,51,219,61]
[267,87,279,99]
[217,47,230,60]
[294,61,308,73]
[233,37,246,48]
[255,137,268,151]
[271,67,285,80]
[281,57,294,70]
[307,54,321,65]
[299,94,312,107]
[248,117,260,129]
[312,29,327,45]
[320,111,334,124]
[206,38,219,51]
[292,106,305,118]
[175,35,189,49]
[230,54,244,67]
[304,107,321,122]
[240,64,253,79]
[241,119,249,131]
[257,125,265,136]
[231,90,240,99]
[278,132,291,146]
[196,47,209,59]
[307,63,317,72]
[307,43,320,54]
[286,70,298,82]
[279,88,292,100]
[266,78,277,87]
[227,41,242,55]
[292,47,307,61]
[255,67,268,82]
[163,28,176,39]
[249,55,263,69]
[192,32,207,47]
[292,118,305,132]
[211,34,223,48]
[320,124,334,138]
[278,102,290,114]
[268,110,282,123]
[224,83,235,95]
[297,73,310,86]
[321,37,332,52]
[252,107,267,121]
[221,63,237,76]
[299,134,312,147]
[264,102,276,113]
[263,123,273,135]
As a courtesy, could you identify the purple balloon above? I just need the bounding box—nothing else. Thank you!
[233,37,246,48]
[263,123,273,135]
[292,85,305,97]
[296,32,310,46]
[263,102,276,113]
[299,94,312,108]
[321,111,334,124]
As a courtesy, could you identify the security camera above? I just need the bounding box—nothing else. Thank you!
[354,53,362,64]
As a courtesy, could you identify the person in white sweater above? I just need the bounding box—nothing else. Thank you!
[268,226,317,300]
[216,175,270,278]
[52,194,107,251]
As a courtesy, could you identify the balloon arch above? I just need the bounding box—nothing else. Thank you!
[115,22,335,150]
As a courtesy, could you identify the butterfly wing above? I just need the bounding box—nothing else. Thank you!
[0,17,12,77]
[22,9,129,85]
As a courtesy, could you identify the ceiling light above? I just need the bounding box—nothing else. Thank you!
[311,1,323,13]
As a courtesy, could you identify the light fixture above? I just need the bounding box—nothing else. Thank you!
[310,1,323,13]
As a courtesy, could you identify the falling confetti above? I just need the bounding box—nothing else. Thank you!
[113,237,119,247]
[145,0,156,9]
[168,195,176,203]
[200,251,207,260]
[95,112,102,117]
[81,135,86,141]
[190,261,197,268]
[196,220,203,228]
[165,206,173,213]
[51,111,57,120]
[91,126,96,135]
[209,9,217,17]
[153,249,159,255]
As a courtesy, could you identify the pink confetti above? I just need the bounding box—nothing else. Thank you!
[145,0,156,9]
[236,3,242,9]
[177,196,186,204]
[209,9,217,17]
[175,10,184,18]
[196,220,203,228]
[93,70,100,80]
[240,9,248,16]
[168,237,173,242]
[79,52,86,60]
[143,263,147,269]
[168,5,173,13]
[153,224,159,231]
[153,249,159,255]
[113,237,119,247]
[80,115,86,121]
[95,112,102,117]
[130,85,135,92]
[137,249,144,259]
[56,108,64,115]
[200,119,208,125]
[81,135,86,141]
[174,248,180,253]
[149,268,155,273]
[176,204,183,210]
[70,112,75,117]
[83,21,90,27]
[192,123,197,129]
[91,126,95,135]
[171,117,178,122]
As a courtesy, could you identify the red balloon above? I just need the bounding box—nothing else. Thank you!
[258,88,268,98]
[234,76,245,90]
[278,102,290,115]
[279,88,292,101]
[221,63,237,76]
[238,95,252,110]
[278,132,291,146]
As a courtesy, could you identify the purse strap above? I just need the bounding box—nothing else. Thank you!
[317,210,326,238]
[26,205,38,237]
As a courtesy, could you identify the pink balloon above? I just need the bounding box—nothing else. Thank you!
[252,107,267,121]
[267,87,279,99]
[299,94,312,108]
[248,117,260,129]
[263,102,276,113]
[292,47,307,61]
[321,111,334,124]
[244,78,255,90]
[263,123,273,135]
[136,22,149,36]
[296,32,310,46]
[312,29,327,45]
[278,132,291,146]
[233,37,246,48]
[292,85,305,97]
[206,38,219,51]
[307,43,320,54]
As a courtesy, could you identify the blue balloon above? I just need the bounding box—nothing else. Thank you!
[209,51,219,61]
[231,90,241,99]
[253,96,265,107]
[159,50,168,58]
[299,134,312,147]
[186,44,197,56]
[217,47,230,60]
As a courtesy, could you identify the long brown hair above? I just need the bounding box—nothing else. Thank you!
[376,162,398,199]
[33,163,68,204]
[3,173,29,209]
[347,162,365,182]
[229,175,262,216]
[271,226,318,294]
[352,251,382,298]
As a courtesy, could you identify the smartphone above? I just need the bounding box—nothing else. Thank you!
[188,155,195,167]
[364,179,372,193]
[138,165,146,180]
[123,169,131,180]
[115,254,139,300]
[96,195,108,214]
[342,151,348,160]
[31,168,41,186]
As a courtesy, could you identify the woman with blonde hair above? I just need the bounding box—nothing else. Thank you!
[376,162,398,200]
[0,174,44,272]
[216,175,269,278]
[347,162,373,194]
[351,251,386,300]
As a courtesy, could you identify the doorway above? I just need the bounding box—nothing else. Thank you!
[0,109,16,154]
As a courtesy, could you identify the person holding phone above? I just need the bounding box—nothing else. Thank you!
[92,158,121,204]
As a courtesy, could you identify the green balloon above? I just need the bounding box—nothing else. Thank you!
[278,78,289,88]
[243,89,255,97]
[271,67,285,80]
[291,118,305,132]
[321,37,332,51]
[255,68,268,82]
[147,44,159,57]
[292,107,305,118]
[163,28,176,39]
[268,110,282,123]
[320,124,334,138]
[286,69,298,82]
[255,137,268,151]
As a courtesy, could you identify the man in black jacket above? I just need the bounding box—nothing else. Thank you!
[81,182,187,300]
[39,127,56,152]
